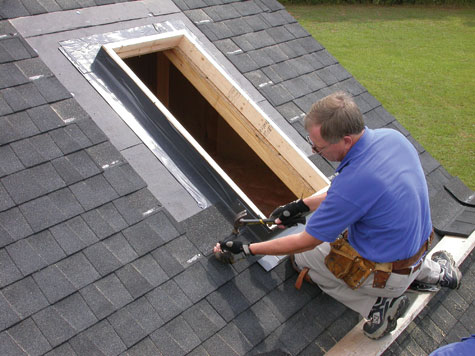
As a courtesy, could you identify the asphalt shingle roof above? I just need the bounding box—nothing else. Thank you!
[0,0,473,355]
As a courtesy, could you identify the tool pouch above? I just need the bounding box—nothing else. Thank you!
[325,237,376,290]
[373,263,392,289]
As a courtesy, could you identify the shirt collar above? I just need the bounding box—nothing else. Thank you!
[336,127,373,173]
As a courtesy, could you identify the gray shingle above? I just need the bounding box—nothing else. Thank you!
[261,11,290,27]
[86,141,124,169]
[0,111,39,145]
[0,62,28,89]
[267,26,295,44]
[49,124,92,155]
[203,4,240,21]
[108,298,164,348]
[261,83,293,106]
[232,0,262,16]
[0,37,30,62]
[204,21,234,40]
[206,281,251,322]
[3,276,49,318]
[49,216,98,255]
[43,343,76,356]
[244,69,272,88]
[200,254,237,288]
[70,174,118,211]
[282,76,313,99]
[33,75,71,103]
[0,248,22,288]
[27,104,64,132]
[182,299,226,341]
[182,204,231,256]
[115,261,156,299]
[125,296,163,334]
[81,202,127,240]
[284,23,310,39]
[50,98,89,123]
[7,317,52,356]
[6,239,44,276]
[228,52,260,73]
[248,48,274,68]
[15,57,52,79]
[80,274,133,320]
[1,85,30,113]
[123,337,160,356]
[0,207,33,244]
[0,182,15,212]
[202,333,240,356]
[2,163,64,204]
[83,241,125,277]
[244,14,271,32]
[113,188,161,225]
[103,232,138,263]
[0,41,15,63]
[70,320,126,356]
[75,118,108,145]
[0,291,21,330]
[262,45,289,64]
[10,134,61,167]
[33,264,76,303]
[275,101,305,123]
[131,253,168,286]
[234,299,281,347]
[0,332,27,356]
[315,66,339,86]
[216,322,253,355]
[150,324,187,356]
[52,150,101,185]
[19,191,77,232]
[103,163,146,197]
[162,316,201,353]
[151,245,185,278]
[122,217,166,256]
[234,263,281,304]
[160,235,201,269]
[174,262,218,303]
[146,279,192,323]
[55,292,97,333]
[222,18,253,37]
[108,306,148,348]
[0,91,13,116]
[2,83,47,111]
[261,278,312,323]
[56,252,100,289]
[354,93,373,114]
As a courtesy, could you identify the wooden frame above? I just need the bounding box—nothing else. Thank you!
[102,30,329,217]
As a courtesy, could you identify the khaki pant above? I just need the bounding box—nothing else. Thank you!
[295,243,442,318]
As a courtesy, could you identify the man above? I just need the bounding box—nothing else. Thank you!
[214,91,462,339]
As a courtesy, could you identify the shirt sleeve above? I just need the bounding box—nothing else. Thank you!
[305,189,366,242]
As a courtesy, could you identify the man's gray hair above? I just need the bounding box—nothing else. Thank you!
[304,91,364,143]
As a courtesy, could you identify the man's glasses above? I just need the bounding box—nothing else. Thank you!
[306,135,330,155]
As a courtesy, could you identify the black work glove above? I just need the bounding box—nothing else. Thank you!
[270,199,309,227]
[219,240,254,256]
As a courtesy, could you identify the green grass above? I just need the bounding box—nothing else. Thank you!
[285,5,475,190]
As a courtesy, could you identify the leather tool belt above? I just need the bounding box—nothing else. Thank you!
[324,230,434,289]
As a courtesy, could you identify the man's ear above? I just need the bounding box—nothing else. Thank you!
[343,135,353,149]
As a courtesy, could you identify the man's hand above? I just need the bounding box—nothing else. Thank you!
[217,240,254,256]
[270,199,310,227]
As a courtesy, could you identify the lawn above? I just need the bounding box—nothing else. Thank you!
[284,5,475,190]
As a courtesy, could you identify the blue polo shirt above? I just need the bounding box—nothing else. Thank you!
[306,128,432,262]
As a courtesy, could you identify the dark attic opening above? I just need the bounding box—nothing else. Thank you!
[124,52,296,216]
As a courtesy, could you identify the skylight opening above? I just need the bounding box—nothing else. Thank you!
[102,30,328,218]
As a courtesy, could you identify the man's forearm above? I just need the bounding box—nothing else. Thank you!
[303,192,327,212]
[249,231,322,256]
